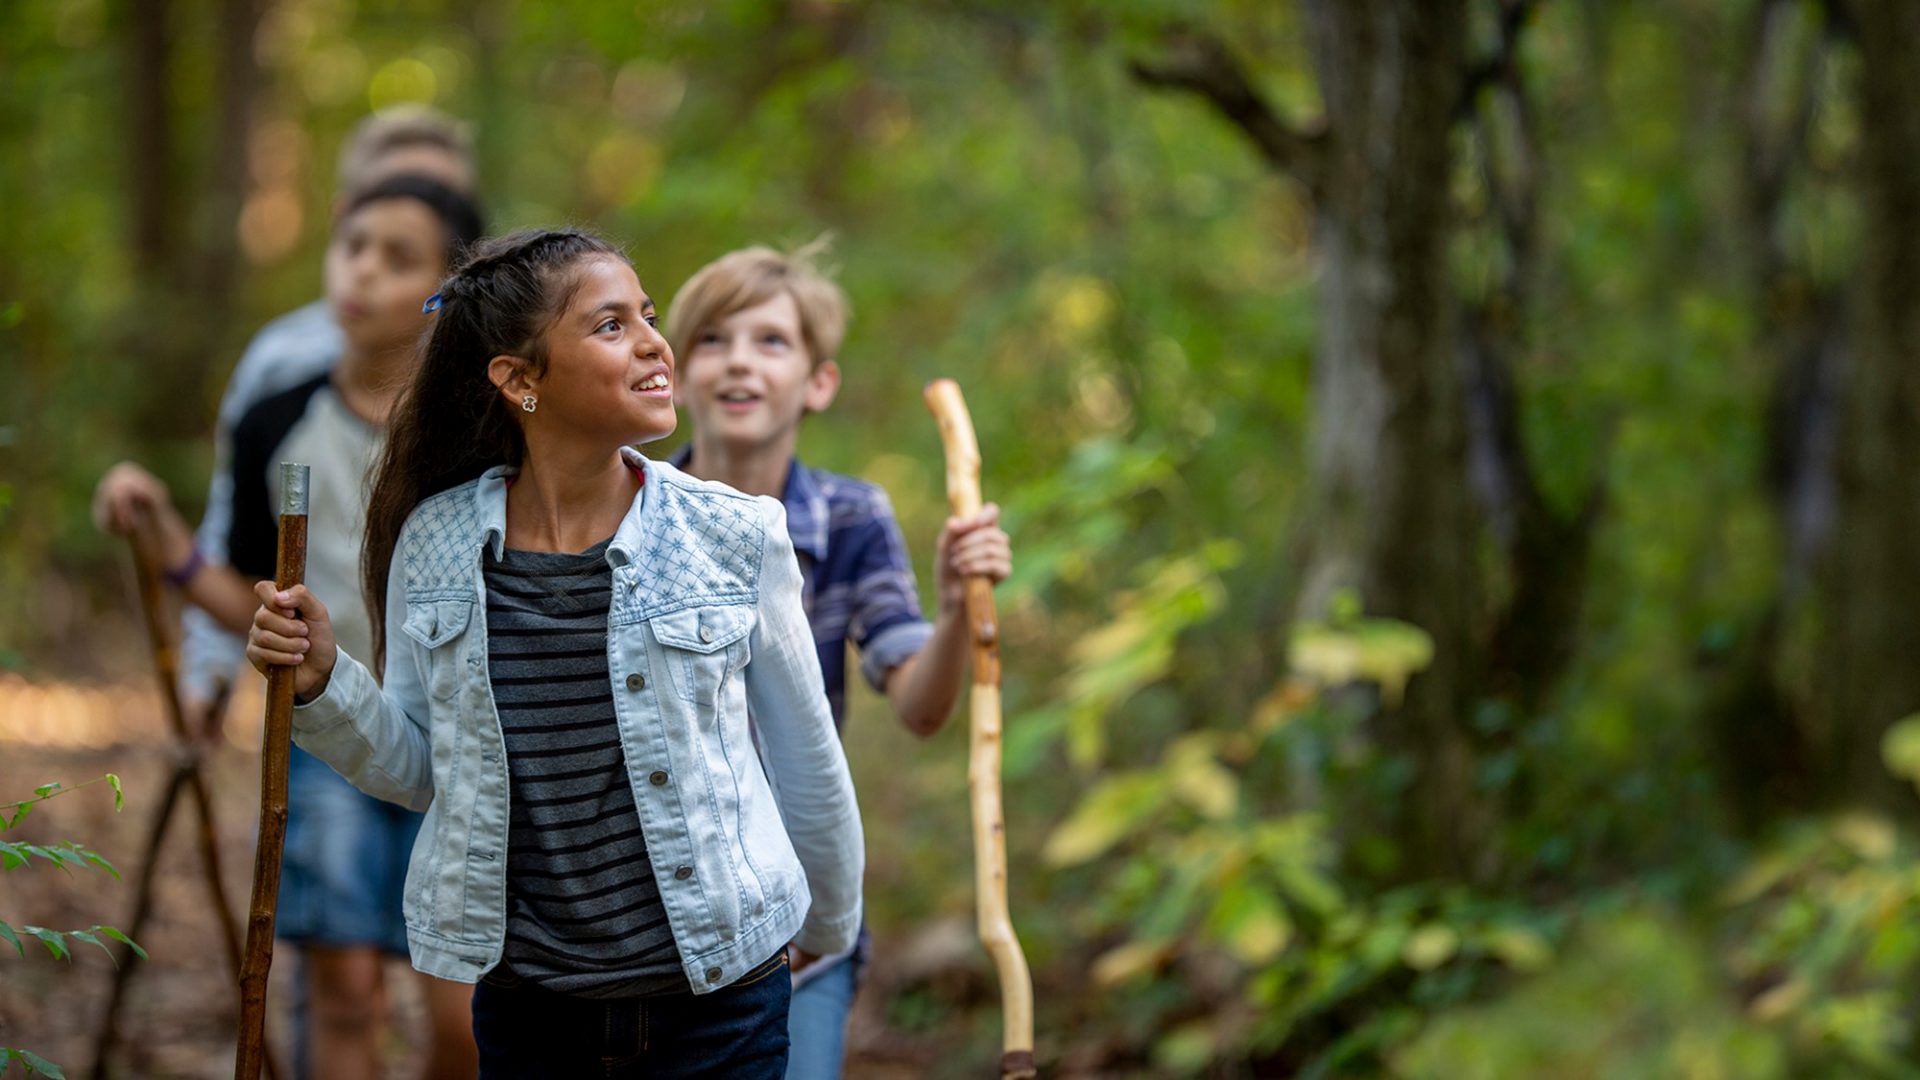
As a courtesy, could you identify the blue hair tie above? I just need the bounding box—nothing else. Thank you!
[422,292,444,314]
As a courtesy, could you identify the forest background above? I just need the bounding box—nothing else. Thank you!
[8,0,1920,1076]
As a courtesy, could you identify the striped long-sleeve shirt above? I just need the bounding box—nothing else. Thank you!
[484,537,686,997]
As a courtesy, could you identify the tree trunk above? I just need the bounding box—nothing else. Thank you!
[1132,0,1487,878]
[1816,0,1920,808]
[124,0,172,277]
[193,0,261,367]
[1299,0,1482,878]
[1705,0,1835,828]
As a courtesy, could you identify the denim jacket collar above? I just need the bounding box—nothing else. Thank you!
[475,446,655,566]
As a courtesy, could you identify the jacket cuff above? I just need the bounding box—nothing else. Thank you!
[290,647,372,735]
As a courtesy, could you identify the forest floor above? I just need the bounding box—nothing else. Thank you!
[0,670,1033,1079]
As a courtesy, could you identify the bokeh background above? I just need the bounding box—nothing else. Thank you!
[10,0,1920,1075]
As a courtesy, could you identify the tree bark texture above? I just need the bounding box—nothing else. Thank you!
[1298,0,1484,877]
[1815,0,1920,808]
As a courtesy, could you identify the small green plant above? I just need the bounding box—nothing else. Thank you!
[1,775,145,1079]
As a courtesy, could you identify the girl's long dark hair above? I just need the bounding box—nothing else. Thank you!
[363,227,625,675]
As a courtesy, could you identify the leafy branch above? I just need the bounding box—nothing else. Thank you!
[0,774,123,829]
[0,1047,67,1078]
[0,775,140,1079]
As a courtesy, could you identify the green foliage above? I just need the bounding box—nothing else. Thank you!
[1,778,140,1079]
[6,0,1917,1073]
[0,1048,66,1079]
[1397,911,1785,1079]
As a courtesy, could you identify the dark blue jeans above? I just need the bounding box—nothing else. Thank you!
[472,951,791,1079]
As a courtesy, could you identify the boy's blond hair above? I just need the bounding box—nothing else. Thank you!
[667,240,848,368]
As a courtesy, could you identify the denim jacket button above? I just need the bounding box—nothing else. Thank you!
[649,770,669,786]
[699,625,715,643]
[705,966,723,983]
[625,672,646,691]
[674,865,693,880]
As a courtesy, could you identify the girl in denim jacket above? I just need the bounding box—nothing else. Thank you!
[247,228,862,1079]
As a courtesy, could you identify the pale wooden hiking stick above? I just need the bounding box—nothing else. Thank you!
[95,515,284,1078]
[924,379,1037,1079]
[235,464,308,1080]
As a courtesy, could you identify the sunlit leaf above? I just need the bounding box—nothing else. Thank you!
[1749,976,1809,1022]
[1152,1020,1219,1074]
[1402,924,1459,971]
[1091,937,1176,989]
[1042,773,1165,867]
[1484,926,1553,973]
[1833,813,1897,862]
[1211,883,1292,965]
[1289,609,1435,707]
[1166,734,1238,820]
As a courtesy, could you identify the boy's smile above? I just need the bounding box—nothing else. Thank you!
[678,291,839,455]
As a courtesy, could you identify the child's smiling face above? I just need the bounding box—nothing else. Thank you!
[324,197,445,355]
[526,256,678,447]
[676,290,839,456]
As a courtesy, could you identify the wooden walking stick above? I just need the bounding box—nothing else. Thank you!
[924,379,1036,1079]
[97,518,284,1078]
[235,464,308,1080]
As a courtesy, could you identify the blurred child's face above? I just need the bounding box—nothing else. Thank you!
[676,291,838,457]
[324,198,445,355]
[529,256,678,447]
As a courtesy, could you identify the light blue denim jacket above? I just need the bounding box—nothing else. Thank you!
[291,450,864,992]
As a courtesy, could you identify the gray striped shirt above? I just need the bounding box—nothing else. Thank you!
[485,538,686,997]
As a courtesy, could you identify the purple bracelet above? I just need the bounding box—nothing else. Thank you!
[164,546,205,587]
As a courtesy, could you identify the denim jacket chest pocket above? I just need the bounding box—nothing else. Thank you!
[401,597,475,701]
[649,604,753,706]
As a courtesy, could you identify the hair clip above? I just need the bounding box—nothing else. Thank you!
[422,292,444,314]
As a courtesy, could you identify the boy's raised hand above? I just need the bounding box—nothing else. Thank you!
[247,580,338,701]
[933,502,1013,615]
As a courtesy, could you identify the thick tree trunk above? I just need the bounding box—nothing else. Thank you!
[194,0,261,356]
[1817,0,1920,808]
[1132,1,1487,877]
[1299,0,1482,878]
[124,0,172,277]
[1704,0,1834,829]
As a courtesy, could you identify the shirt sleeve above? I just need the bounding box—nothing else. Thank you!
[846,490,934,692]
[181,319,313,697]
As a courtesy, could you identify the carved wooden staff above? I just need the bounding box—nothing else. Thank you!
[924,379,1036,1079]
[96,517,281,1079]
[235,463,308,1080]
